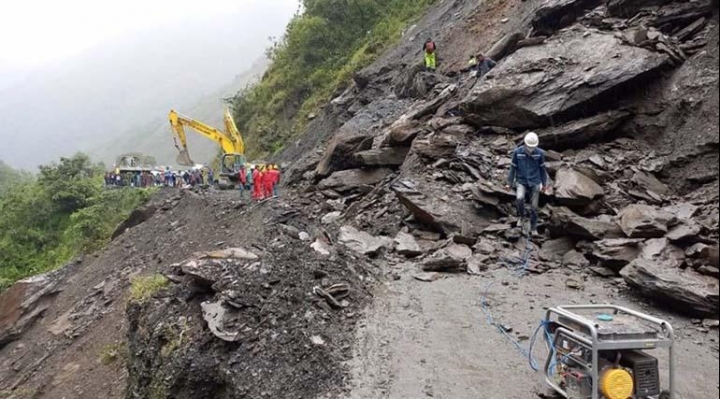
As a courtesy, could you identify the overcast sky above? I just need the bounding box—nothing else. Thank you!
[0,0,298,68]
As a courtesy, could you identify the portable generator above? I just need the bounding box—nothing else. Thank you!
[543,305,675,399]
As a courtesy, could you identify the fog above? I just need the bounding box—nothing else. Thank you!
[0,1,297,170]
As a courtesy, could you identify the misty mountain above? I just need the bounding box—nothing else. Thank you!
[0,3,295,170]
[94,57,269,168]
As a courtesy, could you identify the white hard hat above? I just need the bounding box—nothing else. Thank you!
[524,132,539,148]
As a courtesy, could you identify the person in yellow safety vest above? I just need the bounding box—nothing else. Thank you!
[423,38,437,72]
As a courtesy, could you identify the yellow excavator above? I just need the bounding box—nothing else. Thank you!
[169,109,246,186]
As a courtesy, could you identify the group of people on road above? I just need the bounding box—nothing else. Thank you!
[237,164,281,201]
[104,166,216,189]
[104,171,158,188]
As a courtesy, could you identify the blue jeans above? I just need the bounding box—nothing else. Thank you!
[516,184,541,231]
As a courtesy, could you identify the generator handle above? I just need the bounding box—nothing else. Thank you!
[555,304,675,399]
[557,305,675,339]
[546,307,602,399]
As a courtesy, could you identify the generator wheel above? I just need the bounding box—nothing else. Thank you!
[659,390,670,399]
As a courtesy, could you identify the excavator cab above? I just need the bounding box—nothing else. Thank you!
[221,153,246,176]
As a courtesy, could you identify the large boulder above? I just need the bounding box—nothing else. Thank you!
[394,232,424,258]
[535,111,632,151]
[338,226,392,257]
[532,0,603,35]
[549,206,624,240]
[315,131,373,177]
[1,270,64,348]
[621,259,719,317]
[422,244,473,272]
[607,0,673,18]
[639,238,685,268]
[112,204,157,239]
[618,204,677,238]
[554,168,604,207]
[461,31,668,129]
[591,238,642,272]
[354,147,410,167]
[393,185,490,237]
[318,168,392,193]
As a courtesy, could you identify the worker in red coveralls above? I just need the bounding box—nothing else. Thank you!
[252,165,263,200]
[263,165,274,199]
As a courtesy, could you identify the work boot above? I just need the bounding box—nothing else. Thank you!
[531,229,541,238]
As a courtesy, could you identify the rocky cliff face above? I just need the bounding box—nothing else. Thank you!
[84,0,720,398]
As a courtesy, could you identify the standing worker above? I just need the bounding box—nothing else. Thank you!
[238,165,247,197]
[423,38,437,72]
[208,167,215,186]
[272,165,281,197]
[263,165,274,199]
[506,132,548,237]
[252,165,263,200]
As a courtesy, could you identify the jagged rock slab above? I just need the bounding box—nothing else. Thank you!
[202,248,259,261]
[640,238,686,268]
[315,131,373,177]
[663,203,700,220]
[201,301,241,342]
[621,259,719,317]
[461,31,668,129]
[532,0,603,35]
[394,187,489,236]
[563,249,590,269]
[354,147,410,167]
[0,271,64,348]
[338,226,392,257]
[554,168,604,207]
[318,168,392,193]
[607,0,676,18]
[665,220,703,244]
[112,205,157,239]
[535,111,632,150]
[618,204,677,238]
[539,237,577,261]
[422,244,472,272]
[632,170,669,196]
[591,238,642,271]
[394,232,423,258]
[181,260,226,287]
[550,206,624,240]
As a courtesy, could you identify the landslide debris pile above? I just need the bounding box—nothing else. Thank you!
[125,201,376,399]
[284,0,719,318]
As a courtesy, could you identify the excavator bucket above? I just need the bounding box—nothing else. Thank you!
[176,149,194,167]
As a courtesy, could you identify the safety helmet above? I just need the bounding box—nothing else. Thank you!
[524,132,540,148]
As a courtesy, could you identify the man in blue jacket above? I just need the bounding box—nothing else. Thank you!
[507,132,548,236]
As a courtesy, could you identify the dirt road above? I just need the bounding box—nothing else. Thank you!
[345,261,720,399]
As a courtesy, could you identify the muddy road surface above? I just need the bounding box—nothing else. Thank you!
[345,262,719,399]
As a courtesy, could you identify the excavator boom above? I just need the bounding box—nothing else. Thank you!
[169,109,245,168]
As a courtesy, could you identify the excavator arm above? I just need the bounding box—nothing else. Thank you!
[169,110,245,167]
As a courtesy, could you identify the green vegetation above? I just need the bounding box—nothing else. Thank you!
[99,342,129,365]
[129,274,170,303]
[0,154,153,291]
[231,0,436,159]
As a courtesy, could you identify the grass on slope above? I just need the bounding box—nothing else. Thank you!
[231,0,437,160]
